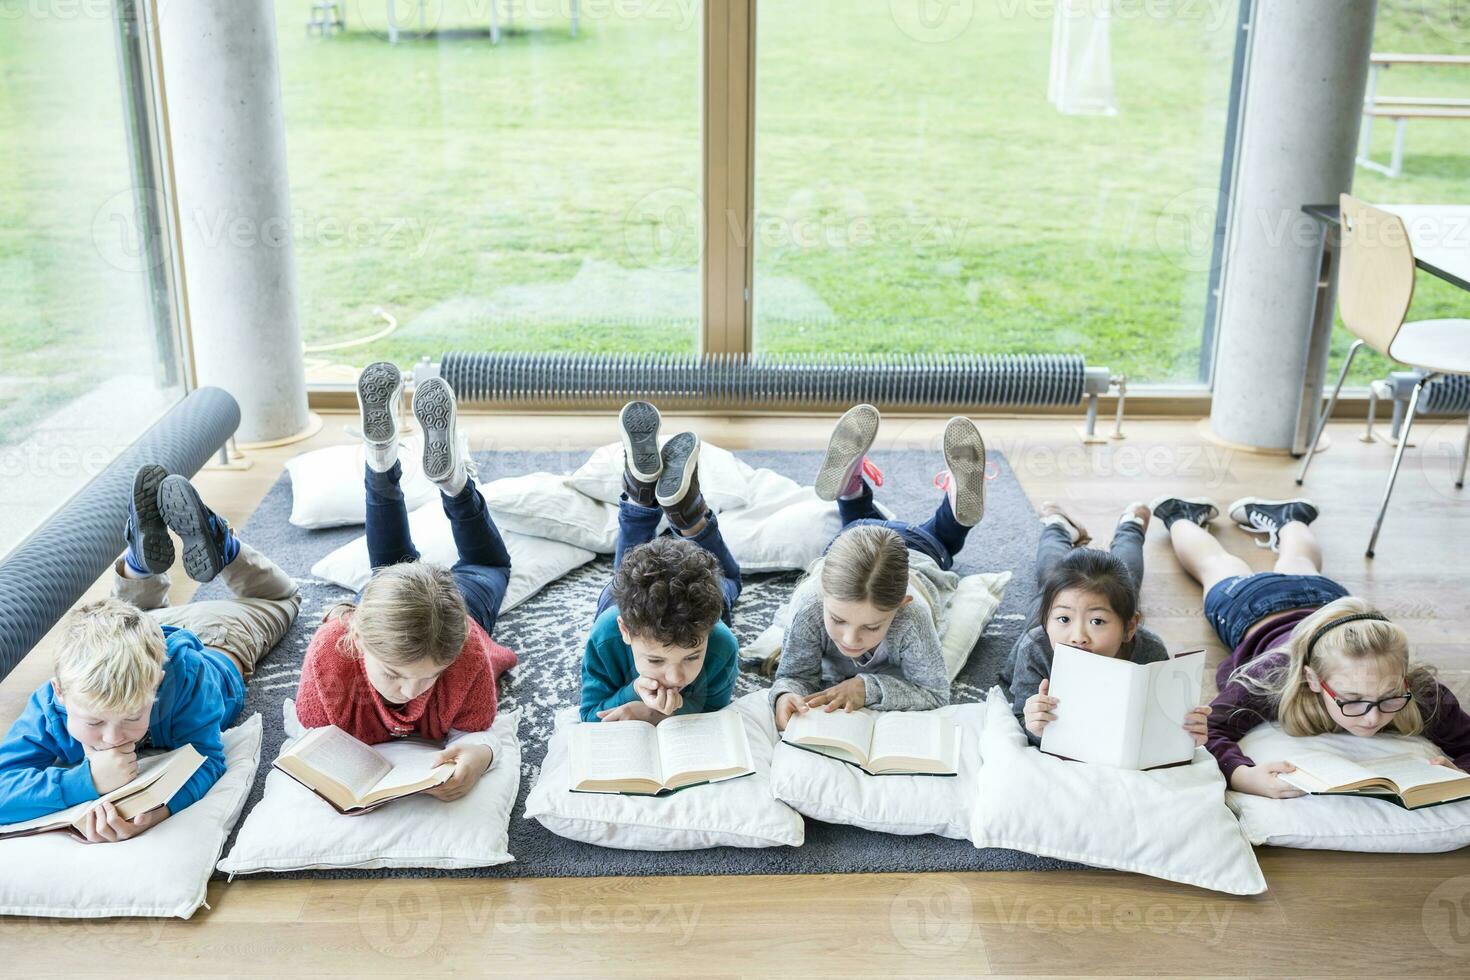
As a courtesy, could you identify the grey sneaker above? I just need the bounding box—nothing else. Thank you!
[356,361,403,473]
[942,416,986,527]
[413,377,466,492]
[619,400,662,508]
[158,475,238,583]
[124,464,174,575]
[1149,496,1220,530]
[656,432,705,530]
[1228,497,1319,552]
[815,404,881,502]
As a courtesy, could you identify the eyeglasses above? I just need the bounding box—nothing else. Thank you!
[1318,677,1412,717]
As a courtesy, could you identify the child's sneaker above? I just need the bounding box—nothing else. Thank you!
[1118,500,1151,532]
[158,474,238,583]
[619,400,662,508]
[124,464,174,575]
[1038,502,1090,547]
[1228,497,1319,552]
[356,361,403,473]
[941,416,986,527]
[414,377,469,496]
[815,404,881,502]
[1150,496,1219,530]
[656,432,705,531]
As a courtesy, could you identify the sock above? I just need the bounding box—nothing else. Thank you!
[838,473,866,501]
[365,444,397,474]
[210,516,241,565]
[122,552,151,578]
[436,464,469,498]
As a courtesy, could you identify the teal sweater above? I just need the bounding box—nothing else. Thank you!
[579,607,739,722]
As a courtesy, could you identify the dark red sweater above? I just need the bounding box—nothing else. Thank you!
[296,614,517,744]
[1206,609,1470,781]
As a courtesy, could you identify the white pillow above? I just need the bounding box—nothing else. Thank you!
[523,690,805,850]
[310,501,596,611]
[571,441,756,513]
[718,468,845,573]
[218,702,520,874]
[481,472,619,553]
[0,715,262,919]
[769,702,987,838]
[284,433,452,529]
[969,689,1266,895]
[1225,722,1470,852]
[741,571,1010,682]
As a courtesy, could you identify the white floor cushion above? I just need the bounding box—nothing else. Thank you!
[481,472,619,553]
[310,501,595,610]
[523,690,805,850]
[770,702,988,838]
[969,689,1266,895]
[0,714,263,919]
[1225,722,1470,852]
[218,702,520,874]
[571,441,756,513]
[285,434,460,529]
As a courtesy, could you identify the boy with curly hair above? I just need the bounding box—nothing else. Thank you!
[578,402,742,724]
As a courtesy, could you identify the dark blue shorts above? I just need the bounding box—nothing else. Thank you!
[1203,572,1349,650]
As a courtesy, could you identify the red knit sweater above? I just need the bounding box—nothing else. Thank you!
[296,614,517,744]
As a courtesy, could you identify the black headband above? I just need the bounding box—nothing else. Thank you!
[1305,612,1390,658]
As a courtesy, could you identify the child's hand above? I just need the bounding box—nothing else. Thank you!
[773,692,810,731]
[597,701,665,724]
[78,801,168,844]
[1182,704,1211,747]
[1023,680,1058,737]
[88,743,140,794]
[805,678,866,713]
[426,743,495,802]
[1429,756,1465,773]
[634,677,684,716]
[1229,761,1307,799]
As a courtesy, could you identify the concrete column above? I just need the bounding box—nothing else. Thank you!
[1209,0,1376,451]
[157,0,310,444]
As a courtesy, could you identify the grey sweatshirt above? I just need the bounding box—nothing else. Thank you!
[769,590,950,711]
[1002,624,1170,743]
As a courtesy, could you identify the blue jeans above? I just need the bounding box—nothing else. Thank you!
[831,483,971,571]
[1203,572,1349,649]
[364,463,513,636]
[594,498,742,627]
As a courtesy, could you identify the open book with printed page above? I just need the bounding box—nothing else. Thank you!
[1279,749,1470,810]
[568,710,754,796]
[272,724,455,815]
[1040,644,1206,770]
[0,743,204,840]
[781,707,959,776]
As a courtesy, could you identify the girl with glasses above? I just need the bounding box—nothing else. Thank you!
[1151,495,1470,799]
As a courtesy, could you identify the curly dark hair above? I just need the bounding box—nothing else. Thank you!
[610,536,725,649]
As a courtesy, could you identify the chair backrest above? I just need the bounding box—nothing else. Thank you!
[1337,193,1416,357]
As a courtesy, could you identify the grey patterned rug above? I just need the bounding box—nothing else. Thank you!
[205,447,1083,877]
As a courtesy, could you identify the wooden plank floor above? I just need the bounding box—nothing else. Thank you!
[3,411,1469,977]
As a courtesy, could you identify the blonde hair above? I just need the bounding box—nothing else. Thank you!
[1228,597,1435,737]
[820,525,910,611]
[54,598,165,715]
[328,562,468,668]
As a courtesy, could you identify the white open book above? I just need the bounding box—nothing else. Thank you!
[1040,644,1205,770]
[1280,749,1470,810]
[782,708,959,776]
[0,744,205,840]
[273,725,456,814]
[568,711,754,796]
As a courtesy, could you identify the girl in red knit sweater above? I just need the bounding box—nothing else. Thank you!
[296,367,517,801]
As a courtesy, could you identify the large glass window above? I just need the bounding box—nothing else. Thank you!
[754,0,1238,383]
[275,1,704,381]
[0,3,183,557]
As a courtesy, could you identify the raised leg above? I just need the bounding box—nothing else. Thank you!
[1273,522,1324,576]
[1297,339,1363,484]
[1167,521,1251,598]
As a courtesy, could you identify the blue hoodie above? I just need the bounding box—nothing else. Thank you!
[0,626,244,824]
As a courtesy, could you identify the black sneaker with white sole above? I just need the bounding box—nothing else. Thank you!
[158,474,238,583]
[357,361,403,472]
[1228,497,1319,552]
[1150,495,1220,530]
[124,464,174,575]
[619,400,662,508]
[815,404,880,502]
[413,377,462,489]
[656,432,705,531]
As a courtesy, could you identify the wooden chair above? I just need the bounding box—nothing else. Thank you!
[1296,194,1470,557]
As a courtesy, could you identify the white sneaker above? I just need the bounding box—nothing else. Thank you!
[357,361,403,473]
[414,377,468,495]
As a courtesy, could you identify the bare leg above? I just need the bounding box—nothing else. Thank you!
[1168,521,1251,596]
[1273,521,1324,576]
